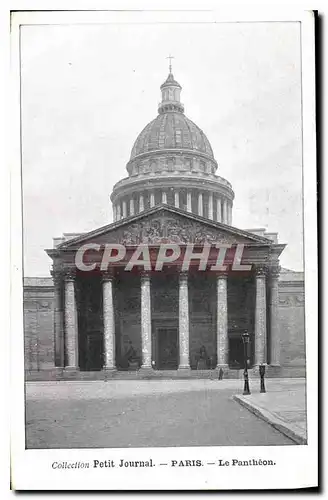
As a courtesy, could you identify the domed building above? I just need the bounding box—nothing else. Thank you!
[23,67,305,381]
[111,71,234,225]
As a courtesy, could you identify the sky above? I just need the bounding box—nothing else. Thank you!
[20,21,303,276]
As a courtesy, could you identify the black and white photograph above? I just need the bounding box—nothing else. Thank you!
[9,7,318,491]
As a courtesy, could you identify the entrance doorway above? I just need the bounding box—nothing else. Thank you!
[228,337,244,369]
[157,328,178,369]
[228,335,253,369]
[85,331,103,371]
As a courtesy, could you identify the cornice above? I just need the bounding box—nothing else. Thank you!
[111,173,234,202]
[127,148,218,168]
[52,204,279,252]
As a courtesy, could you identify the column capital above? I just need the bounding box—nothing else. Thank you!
[178,271,189,282]
[255,265,268,278]
[102,270,114,282]
[51,268,63,286]
[140,271,151,281]
[217,272,228,280]
[64,268,76,281]
[268,264,281,279]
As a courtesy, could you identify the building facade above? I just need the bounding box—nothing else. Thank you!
[23,69,306,380]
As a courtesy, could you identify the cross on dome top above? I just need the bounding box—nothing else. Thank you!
[166,54,174,73]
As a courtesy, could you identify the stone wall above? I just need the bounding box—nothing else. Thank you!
[278,269,306,376]
[23,278,55,371]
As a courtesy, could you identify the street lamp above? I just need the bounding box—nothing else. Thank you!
[259,363,266,393]
[242,330,251,395]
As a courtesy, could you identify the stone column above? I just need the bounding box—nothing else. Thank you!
[52,271,64,367]
[178,272,190,371]
[113,204,117,222]
[208,193,214,220]
[187,191,192,213]
[139,194,144,212]
[64,270,79,370]
[223,199,228,224]
[150,192,155,208]
[216,198,222,223]
[162,191,167,204]
[198,192,203,216]
[254,266,267,365]
[122,200,127,218]
[116,203,121,220]
[129,198,135,216]
[140,273,152,370]
[269,265,281,366]
[216,274,229,368]
[227,203,232,225]
[174,191,180,208]
[102,273,116,372]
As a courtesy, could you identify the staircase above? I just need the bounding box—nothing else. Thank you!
[25,365,305,381]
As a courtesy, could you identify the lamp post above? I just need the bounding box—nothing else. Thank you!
[259,363,266,393]
[242,330,251,395]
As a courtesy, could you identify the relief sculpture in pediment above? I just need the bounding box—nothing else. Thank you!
[95,213,246,246]
[142,219,163,243]
[164,218,192,244]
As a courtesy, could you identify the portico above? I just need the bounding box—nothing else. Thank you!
[48,205,284,377]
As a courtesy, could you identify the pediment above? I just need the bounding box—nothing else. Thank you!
[57,206,273,249]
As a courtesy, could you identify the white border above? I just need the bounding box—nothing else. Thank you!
[9,6,318,491]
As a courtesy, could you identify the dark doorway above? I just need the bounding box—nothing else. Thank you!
[229,337,244,369]
[85,332,103,371]
[77,276,103,371]
[157,328,178,369]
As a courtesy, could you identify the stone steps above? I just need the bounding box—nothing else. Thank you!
[25,365,305,381]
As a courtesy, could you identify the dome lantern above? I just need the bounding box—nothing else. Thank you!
[158,55,184,114]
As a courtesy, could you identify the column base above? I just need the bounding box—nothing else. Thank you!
[138,366,154,378]
[63,366,80,379]
[177,366,191,377]
[103,367,117,380]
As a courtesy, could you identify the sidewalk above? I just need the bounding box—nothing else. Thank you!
[233,378,307,444]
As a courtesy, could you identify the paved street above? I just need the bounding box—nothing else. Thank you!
[25,379,296,448]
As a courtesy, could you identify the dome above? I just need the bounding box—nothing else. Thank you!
[111,66,234,227]
[130,112,214,160]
